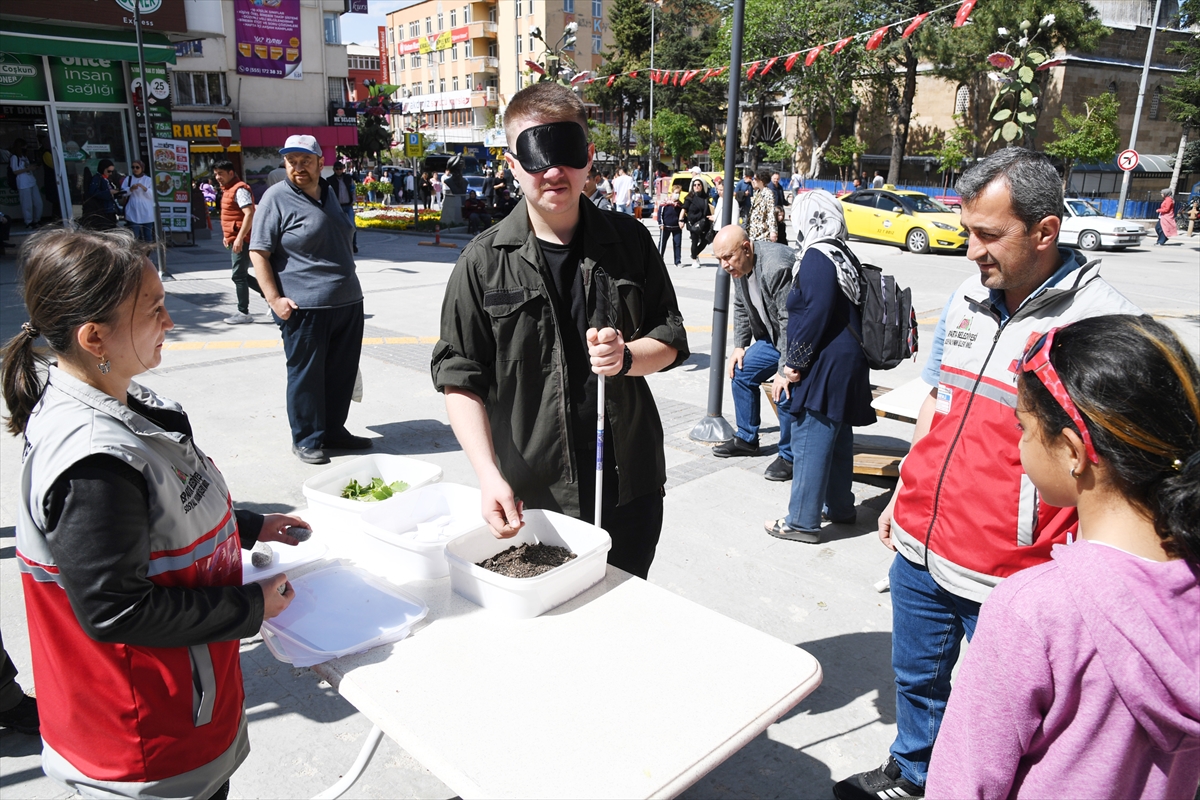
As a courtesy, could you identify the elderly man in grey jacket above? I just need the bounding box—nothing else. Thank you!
[711,225,798,481]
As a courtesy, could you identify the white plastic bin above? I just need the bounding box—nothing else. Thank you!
[444,509,611,619]
[359,483,485,580]
[301,454,443,534]
[261,564,428,667]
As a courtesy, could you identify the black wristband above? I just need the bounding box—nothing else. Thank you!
[617,345,633,377]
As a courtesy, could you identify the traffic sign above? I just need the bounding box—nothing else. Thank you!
[405,132,423,158]
[1118,149,1139,171]
[216,118,232,150]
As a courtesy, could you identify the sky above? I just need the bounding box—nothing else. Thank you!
[340,0,419,47]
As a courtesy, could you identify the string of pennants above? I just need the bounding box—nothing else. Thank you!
[571,0,976,88]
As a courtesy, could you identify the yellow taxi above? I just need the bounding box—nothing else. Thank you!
[839,187,967,254]
[662,170,721,204]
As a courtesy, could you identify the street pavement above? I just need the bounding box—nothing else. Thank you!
[1,219,1197,799]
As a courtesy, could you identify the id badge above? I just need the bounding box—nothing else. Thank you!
[936,384,953,415]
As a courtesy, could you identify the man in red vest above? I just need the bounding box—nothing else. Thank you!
[213,160,260,324]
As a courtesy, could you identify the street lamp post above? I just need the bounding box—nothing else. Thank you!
[648,1,656,179]
[1116,0,1164,219]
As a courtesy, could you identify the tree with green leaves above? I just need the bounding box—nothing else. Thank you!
[584,0,654,166]
[825,135,867,188]
[655,108,705,168]
[924,119,976,191]
[1163,0,1200,159]
[588,120,620,159]
[1045,92,1120,190]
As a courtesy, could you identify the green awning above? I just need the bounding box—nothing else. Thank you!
[0,20,177,64]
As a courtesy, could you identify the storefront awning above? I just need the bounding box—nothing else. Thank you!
[1072,154,1175,175]
[0,21,177,64]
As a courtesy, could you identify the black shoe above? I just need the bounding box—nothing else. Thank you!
[324,433,373,450]
[712,436,760,458]
[0,695,39,735]
[292,445,329,465]
[764,456,792,481]
[823,509,857,524]
[833,757,924,800]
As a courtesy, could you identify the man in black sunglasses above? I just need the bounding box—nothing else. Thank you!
[835,148,1141,800]
[432,82,689,580]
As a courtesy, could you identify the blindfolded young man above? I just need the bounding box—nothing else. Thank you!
[431,83,689,579]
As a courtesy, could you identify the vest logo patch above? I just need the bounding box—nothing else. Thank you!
[946,315,979,348]
[173,466,189,483]
[180,469,211,514]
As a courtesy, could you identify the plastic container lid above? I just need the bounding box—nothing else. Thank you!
[261,565,428,667]
[241,538,328,584]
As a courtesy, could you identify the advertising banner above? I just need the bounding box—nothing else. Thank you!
[378,26,389,83]
[151,136,192,232]
[404,27,468,55]
[131,63,173,140]
[0,53,48,103]
[348,0,368,12]
[235,0,302,80]
[50,57,125,104]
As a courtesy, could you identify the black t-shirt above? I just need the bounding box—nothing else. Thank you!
[536,229,616,480]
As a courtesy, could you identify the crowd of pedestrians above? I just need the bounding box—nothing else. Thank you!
[1,81,1197,800]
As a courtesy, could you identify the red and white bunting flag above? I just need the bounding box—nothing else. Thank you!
[713,66,727,77]
[700,68,716,82]
[954,0,976,27]
[785,52,801,71]
[805,45,824,67]
[902,12,929,38]
[746,61,761,79]
[759,56,780,77]
[685,69,704,85]
[831,36,853,55]
[525,59,545,75]
[673,71,681,86]
[629,70,638,79]
[571,72,589,84]
[866,26,888,50]
[606,74,616,87]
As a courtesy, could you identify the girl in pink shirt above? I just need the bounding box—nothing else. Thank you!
[927,314,1199,800]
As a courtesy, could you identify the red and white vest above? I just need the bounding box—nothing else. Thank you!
[16,368,249,798]
[891,259,1141,603]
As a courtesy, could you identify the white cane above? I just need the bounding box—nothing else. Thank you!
[592,269,613,531]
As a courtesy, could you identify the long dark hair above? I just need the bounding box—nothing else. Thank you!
[1018,315,1200,563]
[1,227,149,435]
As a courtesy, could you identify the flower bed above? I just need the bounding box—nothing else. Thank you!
[356,207,448,231]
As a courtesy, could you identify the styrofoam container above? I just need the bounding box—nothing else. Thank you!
[359,483,485,580]
[261,564,428,667]
[444,509,611,619]
[301,454,443,533]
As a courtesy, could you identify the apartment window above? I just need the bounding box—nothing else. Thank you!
[439,78,446,93]
[387,28,393,45]
[425,16,432,33]
[1149,86,1162,120]
[398,54,405,71]
[438,48,445,63]
[529,35,535,53]
[328,77,347,104]
[412,52,421,67]
[450,9,456,26]
[593,34,602,53]
[1108,80,1118,96]
[428,79,434,94]
[323,13,341,44]
[465,41,474,58]
[413,83,421,95]
[529,0,534,15]
[516,0,523,15]
[517,35,523,54]
[173,72,229,107]
[464,5,470,23]
[453,76,459,91]
[593,0,602,16]
[954,84,969,116]
[409,21,418,37]
[564,0,575,11]
[452,43,459,60]
[437,12,443,30]
[488,42,497,57]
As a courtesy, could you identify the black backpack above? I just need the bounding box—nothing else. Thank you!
[813,238,918,370]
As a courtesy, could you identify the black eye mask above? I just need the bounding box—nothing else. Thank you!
[512,121,589,173]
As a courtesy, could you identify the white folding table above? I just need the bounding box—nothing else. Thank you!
[298,533,822,800]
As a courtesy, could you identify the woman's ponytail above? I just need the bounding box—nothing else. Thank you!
[1,322,48,436]
[1153,452,1200,564]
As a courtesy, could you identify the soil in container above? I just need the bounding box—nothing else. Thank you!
[477,543,576,578]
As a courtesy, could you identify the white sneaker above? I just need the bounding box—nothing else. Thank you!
[691,259,701,268]
[224,312,254,325]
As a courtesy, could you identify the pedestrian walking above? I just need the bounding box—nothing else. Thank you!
[1155,188,1177,245]
[213,160,260,324]
[927,314,1200,800]
[2,226,307,800]
[834,147,1141,800]
[8,138,42,229]
[657,190,683,266]
[683,178,712,268]
[734,169,754,226]
[80,159,119,231]
[330,161,358,254]
[420,172,433,209]
[120,160,155,244]
[769,172,789,246]
[249,134,369,465]
[431,82,689,579]
[612,166,634,214]
[1187,196,1199,237]
[747,169,777,243]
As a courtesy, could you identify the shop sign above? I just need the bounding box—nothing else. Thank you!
[3,0,189,33]
[331,106,358,127]
[405,26,469,55]
[131,63,173,139]
[50,57,126,104]
[0,104,48,122]
[170,120,239,141]
[234,0,303,80]
[0,53,48,103]
[151,136,192,231]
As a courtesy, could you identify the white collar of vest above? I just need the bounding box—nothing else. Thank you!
[46,365,189,442]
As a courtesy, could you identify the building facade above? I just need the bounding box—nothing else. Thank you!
[347,41,382,102]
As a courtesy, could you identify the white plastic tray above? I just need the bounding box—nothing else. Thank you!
[241,538,328,584]
[301,454,443,533]
[444,509,611,619]
[359,483,485,580]
[261,564,428,667]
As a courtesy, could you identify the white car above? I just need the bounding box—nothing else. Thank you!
[1060,199,1145,251]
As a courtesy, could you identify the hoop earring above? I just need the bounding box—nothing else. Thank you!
[1070,467,1078,479]
[97,358,111,375]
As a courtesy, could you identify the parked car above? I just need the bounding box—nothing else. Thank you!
[1060,198,1145,251]
[840,188,967,254]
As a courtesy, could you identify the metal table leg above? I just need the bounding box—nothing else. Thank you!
[311,723,384,800]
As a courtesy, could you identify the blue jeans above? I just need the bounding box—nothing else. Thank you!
[888,553,980,787]
[784,407,854,530]
[617,203,633,215]
[130,221,155,243]
[1155,219,1168,245]
[274,302,364,449]
[731,340,793,462]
